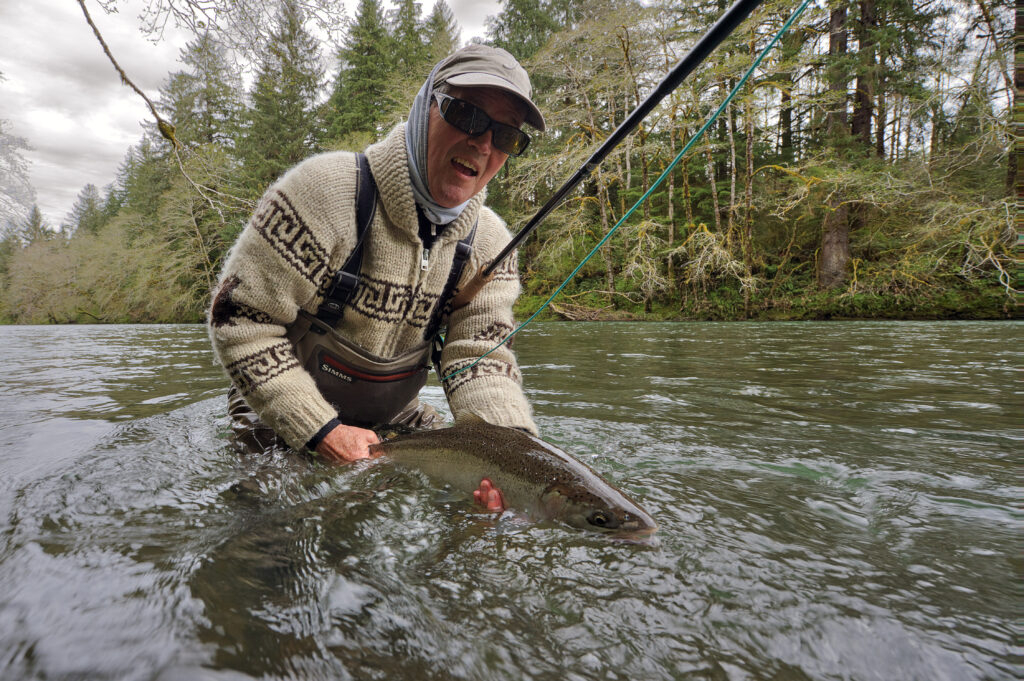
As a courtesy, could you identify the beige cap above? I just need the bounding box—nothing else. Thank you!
[434,44,546,131]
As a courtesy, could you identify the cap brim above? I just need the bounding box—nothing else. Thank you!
[444,72,546,131]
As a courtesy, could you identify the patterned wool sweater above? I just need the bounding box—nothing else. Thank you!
[208,124,537,450]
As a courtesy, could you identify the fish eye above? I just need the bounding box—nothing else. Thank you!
[587,510,613,528]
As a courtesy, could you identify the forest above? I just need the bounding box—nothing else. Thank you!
[0,0,1015,324]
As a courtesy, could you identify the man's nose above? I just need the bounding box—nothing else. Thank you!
[466,128,494,153]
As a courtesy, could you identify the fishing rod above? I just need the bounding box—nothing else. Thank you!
[441,0,811,383]
[452,0,767,308]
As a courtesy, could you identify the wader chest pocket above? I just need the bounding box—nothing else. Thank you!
[307,345,428,425]
[288,311,430,426]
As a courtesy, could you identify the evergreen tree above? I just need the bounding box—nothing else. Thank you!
[116,140,173,222]
[323,0,395,144]
[67,184,105,236]
[100,183,123,226]
[816,0,853,289]
[0,220,18,287]
[424,1,461,61]
[237,0,324,195]
[156,33,244,149]
[487,0,579,60]
[390,0,429,72]
[18,205,51,244]
[0,0,1011,323]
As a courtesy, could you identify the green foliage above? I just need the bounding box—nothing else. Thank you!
[17,205,53,245]
[424,1,461,61]
[67,184,105,236]
[487,0,582,60]
[156,33,244,150]
[390,0,429,70]
[116,141,173,221]
[322,0,462,149]
[236,0,324,195]
[323,0,396,142]
[0,0,1012,324]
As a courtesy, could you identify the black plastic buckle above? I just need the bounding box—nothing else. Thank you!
[327,270,361,298]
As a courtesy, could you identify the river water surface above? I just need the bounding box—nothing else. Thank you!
[0,321,1019,680]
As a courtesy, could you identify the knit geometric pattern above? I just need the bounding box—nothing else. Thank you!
[209,124,536,450]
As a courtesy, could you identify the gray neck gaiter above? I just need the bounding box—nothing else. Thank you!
[405,65,470,226]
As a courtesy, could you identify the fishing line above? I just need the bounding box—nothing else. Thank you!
[441,0,812,383]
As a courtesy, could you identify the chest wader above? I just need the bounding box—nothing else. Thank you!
[284,153,476,429]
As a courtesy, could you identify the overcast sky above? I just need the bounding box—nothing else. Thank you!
[0,0,500,226]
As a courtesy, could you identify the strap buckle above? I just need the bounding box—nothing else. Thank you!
[326,270,360,299]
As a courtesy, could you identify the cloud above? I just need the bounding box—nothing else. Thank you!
[0,0,186,223]
[447,0,499,42]
[0,0,500,225]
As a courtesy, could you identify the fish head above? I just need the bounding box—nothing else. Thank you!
[540,483,658,538]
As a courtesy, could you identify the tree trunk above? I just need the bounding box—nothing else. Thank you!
[704,143,722,233]
[726,101,738,250]
[892,94,902,162]
[819,197,851,288]
[580,84,616,295]
[618,27,651,222]
[667,112,677,283]
[975,0,1014,105]
[874,45,886,159]
[876,88,886,158]
[819,1,851,289]
[744,96,755,269]
[1009,0,1021,194]
[777,25,805,163]
[826,4,849,137]
[681,153,694,228]
[850,0,876,150]
[780,85,794,162]
[597,170,616,294]
[660,31,680,283]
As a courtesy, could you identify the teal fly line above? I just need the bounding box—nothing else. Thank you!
[441,0,812,383]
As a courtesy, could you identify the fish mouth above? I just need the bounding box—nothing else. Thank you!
[609,519,658,542]
[609,526,659,546]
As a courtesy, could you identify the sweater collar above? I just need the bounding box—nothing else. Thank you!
[365,124,485,246]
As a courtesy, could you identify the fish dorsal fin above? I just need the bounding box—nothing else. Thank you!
[457,412,486,425]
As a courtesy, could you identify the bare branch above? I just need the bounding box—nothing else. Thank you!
[75,0,180,149]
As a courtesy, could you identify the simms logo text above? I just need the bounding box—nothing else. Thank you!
[320,361,353,382]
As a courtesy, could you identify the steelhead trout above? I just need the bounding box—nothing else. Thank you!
[369,418,657,537]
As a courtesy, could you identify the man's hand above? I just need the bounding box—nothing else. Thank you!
[473,477,506,512]
[315,424,380,464]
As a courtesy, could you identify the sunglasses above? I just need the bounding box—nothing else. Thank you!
[432,92,531,157]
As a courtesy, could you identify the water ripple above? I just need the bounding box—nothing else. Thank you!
[0,322,1019,680]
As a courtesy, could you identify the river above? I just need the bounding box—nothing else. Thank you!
[0,321,1019,680]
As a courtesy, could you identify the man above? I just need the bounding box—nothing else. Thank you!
[208,45,543,500]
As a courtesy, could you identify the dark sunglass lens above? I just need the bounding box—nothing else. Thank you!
[439,94,530,156]
[494,127,529,156]
[450,99,488,135]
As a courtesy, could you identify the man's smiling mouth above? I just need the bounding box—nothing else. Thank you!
[452,157,479,177]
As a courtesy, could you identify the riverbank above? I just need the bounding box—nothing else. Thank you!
[2,289,1014,326]
[515,276,1018,323]
[1,265,1014,325]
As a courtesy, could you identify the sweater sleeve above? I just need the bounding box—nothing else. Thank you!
[208,156,357,450]
[439,213,538,435]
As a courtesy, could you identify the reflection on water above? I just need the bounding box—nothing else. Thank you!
[0,322,1019,680]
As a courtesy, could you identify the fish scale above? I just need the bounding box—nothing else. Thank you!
[370,418,657,536]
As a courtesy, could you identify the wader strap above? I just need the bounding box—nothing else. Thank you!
[313,153,377,332]
[429,221,477,372]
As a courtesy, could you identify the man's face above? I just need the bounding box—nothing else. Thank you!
[426,85,527,208]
